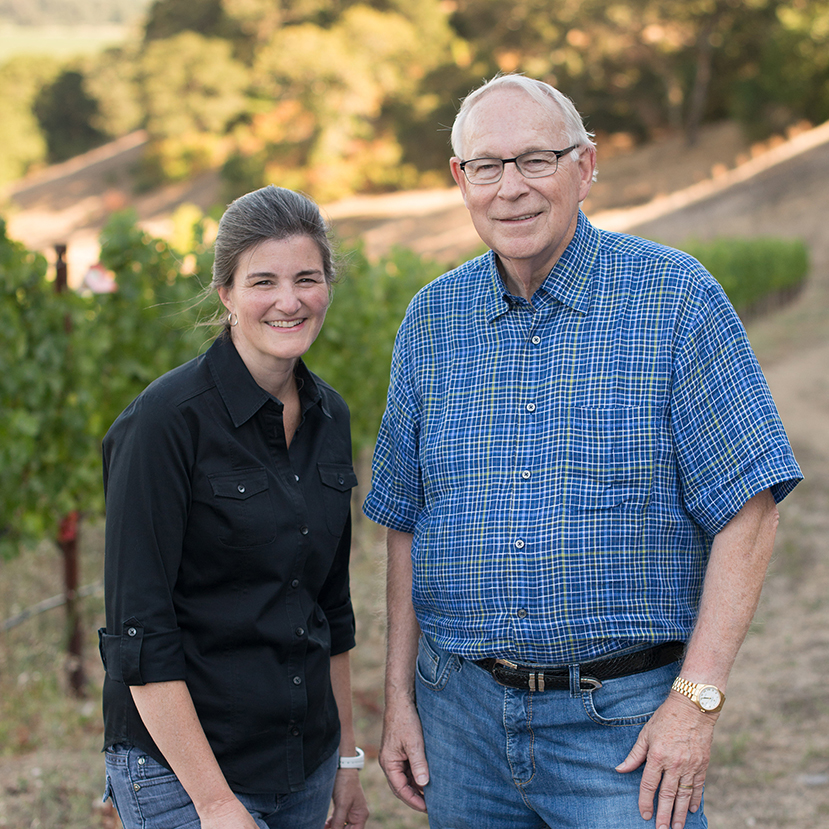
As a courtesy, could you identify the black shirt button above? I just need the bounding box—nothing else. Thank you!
[291,579,300,589]
[295,627,305,637]
[300,526,309,535]
[292,676,302,686]
[291,727,300,737]
[237,484,245,493]
[127,627,137,637]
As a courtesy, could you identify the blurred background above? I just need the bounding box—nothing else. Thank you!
[1,1,829,827]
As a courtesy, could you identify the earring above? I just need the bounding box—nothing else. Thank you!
[228,311,238,326]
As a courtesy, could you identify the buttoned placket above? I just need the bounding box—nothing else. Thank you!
[261,397,310,789]
[505,298,551,642]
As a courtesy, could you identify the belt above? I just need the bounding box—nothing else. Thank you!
[473,641,684,692]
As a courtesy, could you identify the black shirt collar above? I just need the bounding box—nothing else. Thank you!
[206,334,327,428]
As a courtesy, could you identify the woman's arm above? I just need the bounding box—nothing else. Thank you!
[129,681,259,829]
[325,651,369,829]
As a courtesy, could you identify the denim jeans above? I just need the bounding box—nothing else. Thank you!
[416,634,708,829]
[104,744,337,829]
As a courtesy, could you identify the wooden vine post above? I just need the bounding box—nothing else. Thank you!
[54,243,87,698]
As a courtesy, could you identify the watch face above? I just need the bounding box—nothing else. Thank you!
[698,686,722,711]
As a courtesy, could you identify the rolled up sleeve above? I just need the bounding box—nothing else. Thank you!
[101,393,194,685]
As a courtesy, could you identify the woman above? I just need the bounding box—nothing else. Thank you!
[99,186,369,829]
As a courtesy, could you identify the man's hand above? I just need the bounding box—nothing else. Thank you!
[379,697,430,813]
[616,692,717,829]
[324,769,369,829]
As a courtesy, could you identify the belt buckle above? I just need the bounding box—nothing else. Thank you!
[492,659,547,692]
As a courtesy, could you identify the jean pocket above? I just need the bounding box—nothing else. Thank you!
[415,633,460,691]
[581,661,679,727]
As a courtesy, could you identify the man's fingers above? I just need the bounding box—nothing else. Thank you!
[382,760,428,813]
[616,734,648,774]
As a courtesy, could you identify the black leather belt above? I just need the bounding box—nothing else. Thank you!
[473,641,684,692]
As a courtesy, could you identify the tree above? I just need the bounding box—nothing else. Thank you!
[33,69,107,162]
[0,55,58,184]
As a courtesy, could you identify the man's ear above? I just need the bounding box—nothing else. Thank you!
[450,157,470,207]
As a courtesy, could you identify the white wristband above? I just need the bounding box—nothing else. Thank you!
[337,747,365,770]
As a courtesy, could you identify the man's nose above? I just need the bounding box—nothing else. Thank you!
[498,160,530,195]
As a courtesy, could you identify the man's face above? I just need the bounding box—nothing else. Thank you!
[450,88,596,294]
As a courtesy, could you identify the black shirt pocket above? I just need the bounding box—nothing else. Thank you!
[317,463,358,537]
[208,467,275,547]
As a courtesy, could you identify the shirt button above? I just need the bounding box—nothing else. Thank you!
[291,727,301,737]
[300,526,309,535]
[338,475,344,484]
[515,539,525,549]
[293,676,302,686]
[295,627,305,637]
[294,474,300,482]
[531,335,541,345]
[127,627,137,637]
[521,470,531,479]
[291,579,300,589]
[237,484,245,493]
[517,608,528,619]
[526,403,536,413]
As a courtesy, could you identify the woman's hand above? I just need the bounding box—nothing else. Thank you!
[324,768,369,829]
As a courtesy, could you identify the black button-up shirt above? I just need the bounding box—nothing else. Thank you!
[99,334,357,793]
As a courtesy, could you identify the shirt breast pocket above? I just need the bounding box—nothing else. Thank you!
[564,406,656,512]
[208,467,275,547]
[317,463,358,537]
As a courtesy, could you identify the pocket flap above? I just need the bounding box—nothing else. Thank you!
[318,463,358,492]
[209,468,269,500]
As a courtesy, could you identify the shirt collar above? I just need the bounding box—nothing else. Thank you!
[207,334,326,427]
[484,210,599,321]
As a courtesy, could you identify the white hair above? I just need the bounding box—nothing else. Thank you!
[451,73,596,162]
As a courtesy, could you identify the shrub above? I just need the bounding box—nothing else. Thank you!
[681,237,809,317]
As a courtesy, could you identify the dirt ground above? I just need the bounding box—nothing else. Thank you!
[2,120,828,827]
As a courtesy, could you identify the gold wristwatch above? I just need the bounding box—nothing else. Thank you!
[671,677,726,713]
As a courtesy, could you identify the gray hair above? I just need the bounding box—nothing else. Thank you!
[451,74,596,161]
[210,186,337,329]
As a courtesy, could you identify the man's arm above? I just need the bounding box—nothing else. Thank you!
[617,488,779,829]
[325,651,369,829]
[130,681,259,829]
[379,528,430,812]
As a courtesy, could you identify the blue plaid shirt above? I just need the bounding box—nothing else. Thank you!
[363,212,801,663]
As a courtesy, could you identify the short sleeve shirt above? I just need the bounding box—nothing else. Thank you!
[363,211,802,663]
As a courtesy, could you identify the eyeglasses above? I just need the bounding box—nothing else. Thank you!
[459,146,580,185]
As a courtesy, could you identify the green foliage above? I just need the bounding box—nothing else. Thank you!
[0,55,57,183]
[682,236,809,315]
[5,0,829,195]
[82,45,144,138]
[305,243,445,454]
[0,221,99,558]
[33,68,107,163]
[0,213,210,559]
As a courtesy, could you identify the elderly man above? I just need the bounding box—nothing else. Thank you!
[363,74,801,829]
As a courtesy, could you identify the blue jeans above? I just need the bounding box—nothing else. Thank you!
[416,634,708,829]
[104,744,337,829]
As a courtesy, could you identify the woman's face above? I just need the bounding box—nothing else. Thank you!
[218,235,330,379]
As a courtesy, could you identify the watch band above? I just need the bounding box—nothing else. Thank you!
[337,747,365,769]
[671,676,725,713]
